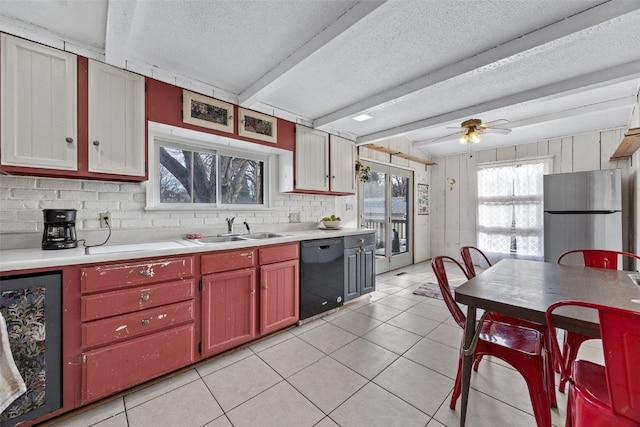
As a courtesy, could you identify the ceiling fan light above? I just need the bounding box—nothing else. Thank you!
[459,133,469,144]
[469,131,481,144]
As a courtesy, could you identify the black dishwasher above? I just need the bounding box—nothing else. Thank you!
[299,238,344,320]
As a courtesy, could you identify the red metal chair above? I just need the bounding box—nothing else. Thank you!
[556,249,640,392]
[460,246,558,407]
[432,256,552,427]
[545,300,640,427]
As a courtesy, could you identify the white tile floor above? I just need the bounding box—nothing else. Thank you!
[42,261,605,427]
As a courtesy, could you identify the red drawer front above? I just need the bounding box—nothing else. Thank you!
[201,249,256,274]
[82,300,195,348]
[81,256,194,293]
[82,324,195,403]
[81,279,195,321]
[259,242,299,265]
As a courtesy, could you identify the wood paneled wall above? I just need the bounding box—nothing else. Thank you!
[430,129,637,261]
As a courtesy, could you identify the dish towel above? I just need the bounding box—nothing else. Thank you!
[0,311,26,414]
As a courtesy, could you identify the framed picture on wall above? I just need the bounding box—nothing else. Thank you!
[182,90,234,133]
[418,183,429,215]
[238,108,277,143]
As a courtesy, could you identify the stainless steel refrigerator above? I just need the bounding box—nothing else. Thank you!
[543,169,622,264]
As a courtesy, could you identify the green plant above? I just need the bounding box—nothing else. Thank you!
[355,160,370,182]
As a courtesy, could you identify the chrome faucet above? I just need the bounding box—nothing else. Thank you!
[243,219,251,234]
[225,216,235,234]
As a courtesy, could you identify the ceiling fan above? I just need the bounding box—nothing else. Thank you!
[426,118,512,145]
[453,118,512,144]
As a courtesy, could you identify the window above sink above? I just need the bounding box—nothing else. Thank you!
[146,122,290,211]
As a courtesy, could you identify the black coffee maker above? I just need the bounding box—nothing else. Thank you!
[42,209,78,250]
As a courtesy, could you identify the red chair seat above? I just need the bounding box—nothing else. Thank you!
[572,360,609,407]
[480,320,542,355]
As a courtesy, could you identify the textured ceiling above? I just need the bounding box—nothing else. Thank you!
[1,0,639,158]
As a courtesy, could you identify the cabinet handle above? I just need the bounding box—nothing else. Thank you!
[262,284,268,290]
[140,293,150,301]
[141,319,150,326]
[140,269,152,276]
[93,140,100,146]
[65,137,73,143]
[250,289,256,295]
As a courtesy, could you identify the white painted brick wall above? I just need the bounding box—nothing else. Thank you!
[0,175,341,234]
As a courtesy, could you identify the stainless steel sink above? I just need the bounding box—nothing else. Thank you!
[188,232,287,245]
[242,232,286,240]
[194,235,247,244]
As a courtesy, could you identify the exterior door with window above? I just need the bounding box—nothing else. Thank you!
[358,160,413,274]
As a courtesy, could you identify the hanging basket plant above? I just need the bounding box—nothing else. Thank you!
[355,160,371,182]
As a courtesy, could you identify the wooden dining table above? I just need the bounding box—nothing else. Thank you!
[453,258,640,427]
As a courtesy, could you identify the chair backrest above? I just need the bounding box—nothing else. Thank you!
[557,249,640,270]
[545,300,640,423]
[460,246,492,278]
[431,256,470,329]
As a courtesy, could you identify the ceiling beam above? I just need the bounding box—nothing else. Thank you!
[414,95,639,147]
[238,1,385,107]
[357,60,640,145]
[104,0,138,68]
[314,1,640,129]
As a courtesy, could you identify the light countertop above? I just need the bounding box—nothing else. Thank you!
[0,228,374,273]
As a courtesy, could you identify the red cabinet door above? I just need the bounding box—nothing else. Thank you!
[201,268,257,356]
[260,259,299,335]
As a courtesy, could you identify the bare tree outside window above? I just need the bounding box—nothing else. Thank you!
[158,144,263,206]
[220,155,263,204]
[159,146,215,203]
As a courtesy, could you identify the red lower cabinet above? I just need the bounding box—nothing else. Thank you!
[200,243,300,357]
[82,324,195,402]
[79,256,196,403]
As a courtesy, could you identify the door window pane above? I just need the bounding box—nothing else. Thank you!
[391,174,409,255]
[363,171,386,258]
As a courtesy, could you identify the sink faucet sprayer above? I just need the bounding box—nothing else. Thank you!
[243,219,251,234]
[225,217,235,234]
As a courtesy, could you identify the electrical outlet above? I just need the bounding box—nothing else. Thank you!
[100,211,111,228]
[288,212,300,223]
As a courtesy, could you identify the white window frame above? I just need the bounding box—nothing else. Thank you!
[476,156,552,262]
[146,122,284,210]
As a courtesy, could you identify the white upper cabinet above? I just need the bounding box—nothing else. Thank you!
[1,34,78,170]
[329,135,355,193]
[293,125,356,194]
[88,60,145,176]
[295,125,330,192]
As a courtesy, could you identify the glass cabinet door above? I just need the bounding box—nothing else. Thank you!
[0,272,62,427]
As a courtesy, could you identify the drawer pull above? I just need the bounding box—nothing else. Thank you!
[262,285,268,290]
[140,269,152,277]
[140,293,150,301]
[141,319,150,326]
[250,289,256,295]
